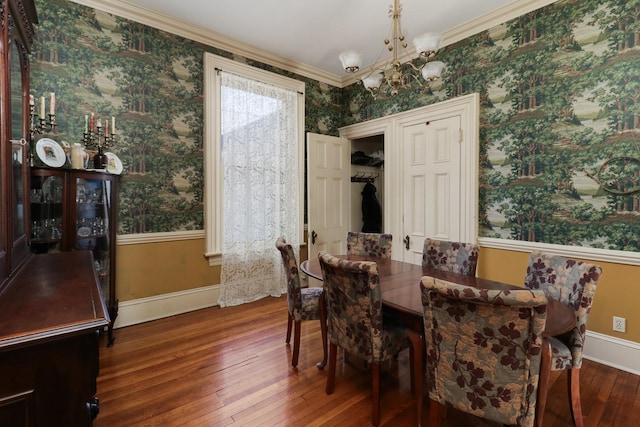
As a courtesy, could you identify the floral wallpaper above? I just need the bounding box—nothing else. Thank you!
[31,0,640,252]
[343,0,640,252]
[29,0,342,234]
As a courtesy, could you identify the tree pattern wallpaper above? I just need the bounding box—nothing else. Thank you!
[30,0,343,234]
[31,0,639,252]
[342,0,640,252]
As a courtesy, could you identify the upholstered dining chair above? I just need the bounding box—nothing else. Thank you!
[318,251,412,427]
[524,250,602,427]
[420,276,548,427]
[422,238,479,276]
[275,237,326,368]
[346,231,393,258]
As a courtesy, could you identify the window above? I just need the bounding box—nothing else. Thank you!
[203,53,305,269]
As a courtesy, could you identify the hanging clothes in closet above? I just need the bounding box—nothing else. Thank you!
[361,181,382,233]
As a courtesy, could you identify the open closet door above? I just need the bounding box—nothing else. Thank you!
[306,133,350,270]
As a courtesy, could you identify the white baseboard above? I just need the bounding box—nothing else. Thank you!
[113,284,221,329]
[583,331,640,375]
[114,287,640,377]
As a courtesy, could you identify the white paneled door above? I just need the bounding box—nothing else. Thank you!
[402,115,462,264]
[306,133,350,272]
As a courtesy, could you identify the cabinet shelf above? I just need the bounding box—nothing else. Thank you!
[76,234,107,240]
[31,238,62,244]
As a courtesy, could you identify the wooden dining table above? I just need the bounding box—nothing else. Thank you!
[300,255,577,427]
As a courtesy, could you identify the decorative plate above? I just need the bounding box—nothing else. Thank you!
[105,152,123,175]
[36,138,66,167]
[77,226,91,237]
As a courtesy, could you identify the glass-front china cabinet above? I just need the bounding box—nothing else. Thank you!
[31,167,119,345]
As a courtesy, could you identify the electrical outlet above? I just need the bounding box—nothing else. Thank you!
[613,316,626,333]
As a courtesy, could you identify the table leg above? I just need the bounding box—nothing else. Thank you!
[316,292,328,370]
[407,329,423,427]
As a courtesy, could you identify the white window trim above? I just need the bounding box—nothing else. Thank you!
[203,53,305,266]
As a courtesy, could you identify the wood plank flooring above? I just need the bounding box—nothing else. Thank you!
[94,296,639,427]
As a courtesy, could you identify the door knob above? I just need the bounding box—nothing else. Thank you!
[311,230,318,245]
[404,235,410,250]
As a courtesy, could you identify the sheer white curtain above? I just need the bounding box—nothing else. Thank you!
[217,71,300,307]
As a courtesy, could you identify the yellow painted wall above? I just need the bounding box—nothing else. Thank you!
[115,238,219,301]
[115,239,639,344]
[478,247,639,343]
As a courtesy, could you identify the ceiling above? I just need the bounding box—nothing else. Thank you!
[120,0,516,78]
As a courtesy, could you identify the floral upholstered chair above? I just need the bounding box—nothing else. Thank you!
[524,250,602,427]
[422,238,479,276]
[420,276,548,427]
[346,231,393,258]
[318,251,412,427]
[275,237,326,368]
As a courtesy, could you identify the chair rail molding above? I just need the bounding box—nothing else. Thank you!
[117,230,205,245]
[478,237,640,267]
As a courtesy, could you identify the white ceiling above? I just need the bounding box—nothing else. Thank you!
[120,0,516,78]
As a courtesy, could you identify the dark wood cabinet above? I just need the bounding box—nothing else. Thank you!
[30,167,119,345]
[0,251,109,426]
[0,1,109,426]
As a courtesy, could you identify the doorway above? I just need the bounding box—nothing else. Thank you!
[308,93,479,263]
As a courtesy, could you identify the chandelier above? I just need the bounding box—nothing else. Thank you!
[339,0,445,97]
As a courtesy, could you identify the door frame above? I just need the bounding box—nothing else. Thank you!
[339,93,479,259]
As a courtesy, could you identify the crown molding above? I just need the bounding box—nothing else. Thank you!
[443,0,559,46]
[70,0,559,89]
[69,0,343,86]
[341,0,560,87]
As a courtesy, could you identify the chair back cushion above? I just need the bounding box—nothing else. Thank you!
[319,251,404,363]
[346,232,393,258]
[275,237,302,320]
[524,250,601,368]
[421,276,547,427]
[422,238,479,276]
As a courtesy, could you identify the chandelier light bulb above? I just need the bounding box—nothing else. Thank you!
[421,61,445,81]
[339,50,363,73]
[362,73,384,91]
[413,32,442,57]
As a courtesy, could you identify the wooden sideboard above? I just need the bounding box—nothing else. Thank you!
[0,251,110,425]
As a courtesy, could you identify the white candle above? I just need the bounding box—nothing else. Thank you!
[40,96,45,118]
[111,116,115,134]
[49,92,55,115]
[29,94,34,106]
[97,118,102,128]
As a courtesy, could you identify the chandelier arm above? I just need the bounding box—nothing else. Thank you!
[400,60,424,74]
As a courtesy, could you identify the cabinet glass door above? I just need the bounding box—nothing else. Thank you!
[75,176,112,300]
[30,173,65,253]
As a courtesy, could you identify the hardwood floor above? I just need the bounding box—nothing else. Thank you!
[95,296,638,427]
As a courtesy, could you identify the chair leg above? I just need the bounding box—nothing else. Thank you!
[326,342,338,394]
[429,400,442,427]
[292,321,301,367]
[535,337,552,427]
[568,368,584,427]
[371,362,381,427]
[286,312,293,344]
